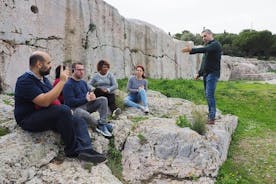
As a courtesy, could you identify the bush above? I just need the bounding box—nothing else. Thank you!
[176,112,206,135]
[176,115,190,128]
[0,127,10,137]
[191,110,207,135]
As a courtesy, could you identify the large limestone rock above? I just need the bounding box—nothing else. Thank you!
[120,91,237,184]
[0,97,119,184]
[0,0,200,93]
[222,56,276,81]
[0,89,237,183]
[26,162,122,184]
[1,0,275,93]
[0,129,60,183]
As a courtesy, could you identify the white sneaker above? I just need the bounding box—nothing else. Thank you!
[144,106,149,113]
[139,105,145,112]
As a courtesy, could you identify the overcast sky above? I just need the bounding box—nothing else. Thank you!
[104,0,276,35]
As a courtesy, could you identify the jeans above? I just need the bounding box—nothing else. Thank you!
[73,97,108,125]
[124,89,148,108]
[19,105,92,156]
[203,73,218,120]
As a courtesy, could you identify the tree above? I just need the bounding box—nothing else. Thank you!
[233,30,273,58]
[173,29,276,59]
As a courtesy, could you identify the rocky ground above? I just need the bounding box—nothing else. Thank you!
[0,91,238,184]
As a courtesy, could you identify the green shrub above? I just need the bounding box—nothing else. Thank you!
[176,115,190,128]
[191,110,207,135]
[0,127,10,137]
[115,94,125,111]
[3,99,12,105]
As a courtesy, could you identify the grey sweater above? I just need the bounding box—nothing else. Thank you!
[90,72,118,93]
[127,76,148,93]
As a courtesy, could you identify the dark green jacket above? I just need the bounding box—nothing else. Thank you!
[190,39,222,78]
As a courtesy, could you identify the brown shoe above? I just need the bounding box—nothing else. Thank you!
[207,119,215,125]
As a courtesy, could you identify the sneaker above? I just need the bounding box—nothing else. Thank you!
[112,108,121,119]
[139,105,146,112]
[144,106,149,113]
[77,149,106,163]
[96,124,112,137]
[105,123,114,133]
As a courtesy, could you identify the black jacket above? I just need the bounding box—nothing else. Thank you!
[190,39,222,78]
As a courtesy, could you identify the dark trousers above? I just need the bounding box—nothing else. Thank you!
[19,105,92,156]
[94,88,117,112]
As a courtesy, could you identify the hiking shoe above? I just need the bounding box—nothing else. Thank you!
[105,123,114,133]
[112,108,121,119]
[77,149,106,164]
[96,124,112,137]
[207,119,215,125]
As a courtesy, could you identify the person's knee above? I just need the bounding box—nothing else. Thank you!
[124,97,130,105]
[96,96,108,105]
[74,108,89,118]
[55,105,72,116]
[73,116,87,127]
[138,89,146,94]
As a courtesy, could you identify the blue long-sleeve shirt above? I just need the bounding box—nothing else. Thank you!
[63,78,89,108]
[190,39,222,78]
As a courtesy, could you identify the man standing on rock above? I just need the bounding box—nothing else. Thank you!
[14,51,106,163]
[181,29,222,124]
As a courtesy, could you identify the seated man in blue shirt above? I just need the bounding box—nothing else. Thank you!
[14,51,106,163]
[63,62,113,138]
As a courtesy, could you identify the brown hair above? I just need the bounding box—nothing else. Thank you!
[71,62,84,72]
[97,60,110,71]
[136,65,146,78]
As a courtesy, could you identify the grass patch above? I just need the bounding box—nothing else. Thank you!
[0,127,10,137]
[191,110,207,135]
[115,94,125,111]
[106,138,126,183]
[175,112,206,135]
[176,115,190,128]
[83,163,93,172]
[137,133,148,145]
[129,116,149,131]
[118,79,276,184]
[129,116,149,123]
